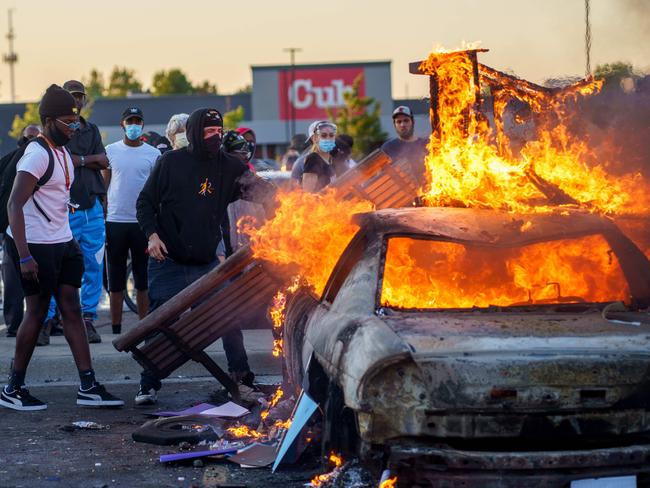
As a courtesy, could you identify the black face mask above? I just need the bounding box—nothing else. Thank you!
[204,134,222,158]
[48,121,71,147]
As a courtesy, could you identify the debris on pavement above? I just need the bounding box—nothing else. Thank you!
[227,443,278,468]
[60,421,110,431]
[152,401,250,418]
[132,414,225,445]
[159,447,239,463]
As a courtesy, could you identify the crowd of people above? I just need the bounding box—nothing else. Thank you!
[0,80,425,412]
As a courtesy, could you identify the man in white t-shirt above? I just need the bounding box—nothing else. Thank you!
[0,85,123,412]
[104,107,160,333]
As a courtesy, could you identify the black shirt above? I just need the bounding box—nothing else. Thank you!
[67,116,106,210]
[303,153,334,192]
[381,137,428,184]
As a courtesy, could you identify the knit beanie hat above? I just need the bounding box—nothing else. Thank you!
[39,84,77,119]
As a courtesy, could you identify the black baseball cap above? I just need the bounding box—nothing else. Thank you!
[63,80,86,95]
[121,107,144,122]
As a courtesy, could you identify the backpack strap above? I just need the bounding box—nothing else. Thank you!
[32,137,56,190]
[27,138,57,222]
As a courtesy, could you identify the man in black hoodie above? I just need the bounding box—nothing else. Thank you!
[135,108,262,405]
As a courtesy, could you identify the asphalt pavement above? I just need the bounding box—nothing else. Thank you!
[0,296,281,387]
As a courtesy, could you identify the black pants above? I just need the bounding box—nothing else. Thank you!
[105,222,148,292]
[2,234,24,334]
[140,257,250,390]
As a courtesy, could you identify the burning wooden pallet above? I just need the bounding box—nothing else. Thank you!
[112,246,286,400]
[332,148,421,209]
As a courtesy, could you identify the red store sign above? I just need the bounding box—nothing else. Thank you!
[278,67,365,120]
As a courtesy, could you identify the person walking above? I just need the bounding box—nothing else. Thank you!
[0,125,41,337]
[134,108,268,405]
[104,108,160,333]
[0,85,123,411]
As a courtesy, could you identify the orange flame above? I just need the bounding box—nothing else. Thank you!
[310,453,344,487]
[226,425,263,439]
[380,477,398,488]
[244,189,372,295]
[418,49,648,215]
[381,234,628,309]
[260,386,284,421]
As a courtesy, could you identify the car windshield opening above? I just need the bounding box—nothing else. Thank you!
[380,234,630,310]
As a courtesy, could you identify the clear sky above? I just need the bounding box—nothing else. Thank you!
[0,0,647,103]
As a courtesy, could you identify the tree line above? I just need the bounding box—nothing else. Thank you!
[84,67,249,98]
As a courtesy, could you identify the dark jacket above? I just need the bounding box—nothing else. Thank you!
[67,117,106,210]
[136,108,256,265]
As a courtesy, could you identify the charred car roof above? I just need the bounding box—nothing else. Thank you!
[353,207,617,245]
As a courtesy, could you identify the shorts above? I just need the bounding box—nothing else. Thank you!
[5,236,84,297]
[106,221,148,292]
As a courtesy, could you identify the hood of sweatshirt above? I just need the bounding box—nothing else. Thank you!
[187,108,224,161]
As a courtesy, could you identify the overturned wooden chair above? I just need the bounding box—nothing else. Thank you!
[112,246,285,401]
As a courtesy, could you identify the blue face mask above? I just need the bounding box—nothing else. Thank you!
[318,139,336,153]
[124,124,143,141]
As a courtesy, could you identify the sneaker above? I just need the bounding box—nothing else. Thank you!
[83,316,101,344]
[77,382,124,407]
[0,385,47,411]
[134,387,158,406]
[36,322,51,346]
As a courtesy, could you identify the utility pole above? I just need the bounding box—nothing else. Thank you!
[283,47,302,141]
[4,9,18,102]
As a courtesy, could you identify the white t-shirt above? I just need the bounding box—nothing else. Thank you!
[105,141,160,223]
[6,141,74,244]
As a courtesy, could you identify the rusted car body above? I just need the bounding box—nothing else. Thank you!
[283,207,650,486]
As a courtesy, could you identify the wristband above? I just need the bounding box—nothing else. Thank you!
[19,255,33,264]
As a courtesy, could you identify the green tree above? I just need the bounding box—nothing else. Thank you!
[9,103,40,139]
[193,80,218,95]
[151,68,194,96]
[84,69,106,98]
[327,74,387,159]
[223,105,245,130]
[234,84,252,95]
[594,62,637,89]
[107,67,143,97]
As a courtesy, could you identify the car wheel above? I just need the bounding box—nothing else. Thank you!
[321,380,359,458]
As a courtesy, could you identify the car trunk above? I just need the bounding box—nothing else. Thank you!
[379,309,650,440]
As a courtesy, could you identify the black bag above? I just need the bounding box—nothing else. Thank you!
[0,137,55,232]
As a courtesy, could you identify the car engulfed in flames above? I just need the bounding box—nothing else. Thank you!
[281,206,650,485]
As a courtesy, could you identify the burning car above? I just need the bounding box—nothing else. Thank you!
[282,206,650,486]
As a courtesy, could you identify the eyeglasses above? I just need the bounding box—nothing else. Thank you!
[56,118,81,131]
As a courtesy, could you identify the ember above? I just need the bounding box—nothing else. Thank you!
[226,425,263,439]
[381,234,628,309]
[379,477,398,488]
[260,386,284,421]
[310,453,344,487]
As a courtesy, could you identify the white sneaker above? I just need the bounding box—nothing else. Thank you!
[135,387,157,406]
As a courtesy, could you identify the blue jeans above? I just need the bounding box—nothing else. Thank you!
[47,199,105,320]
[140,257,250,390]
